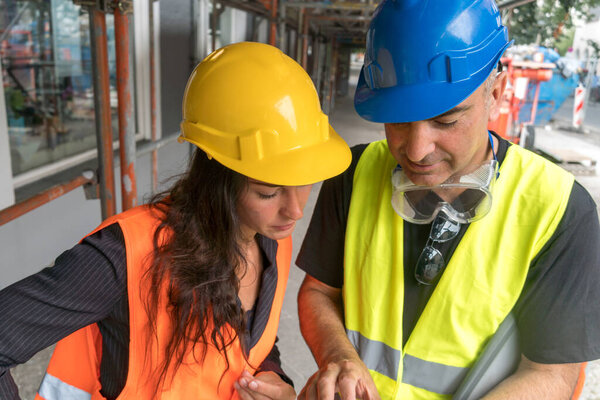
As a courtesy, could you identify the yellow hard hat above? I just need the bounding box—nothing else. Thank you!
[179,41,351,186]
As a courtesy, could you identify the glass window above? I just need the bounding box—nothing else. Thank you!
[1,0,119,176]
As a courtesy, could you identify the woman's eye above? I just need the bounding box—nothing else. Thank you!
[257,191,278,199]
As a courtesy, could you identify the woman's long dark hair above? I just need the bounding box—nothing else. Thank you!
[144,149,249,392]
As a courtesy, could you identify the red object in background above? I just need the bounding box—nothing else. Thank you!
[487,58,554,145]
[573,86,585,128]
[258,0,272,10]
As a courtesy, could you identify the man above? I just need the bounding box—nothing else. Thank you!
[296,1,600,399]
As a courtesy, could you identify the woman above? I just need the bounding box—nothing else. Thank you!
[0,42,351,400]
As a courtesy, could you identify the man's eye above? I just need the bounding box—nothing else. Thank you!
[435,120,458,128]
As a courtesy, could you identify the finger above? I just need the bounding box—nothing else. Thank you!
[337,374,357,400]
[316,364,341,399]
[299,370,324,400]
[247,378,296,399]
[336,366,360,400]
[298,374,316,400]
[361,389,381,400]
[234,381,254,400]
[307,379,319,400]
[355,379,381,400]
[237,378,273,400]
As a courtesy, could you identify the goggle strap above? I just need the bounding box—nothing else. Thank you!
[488,130,500,178]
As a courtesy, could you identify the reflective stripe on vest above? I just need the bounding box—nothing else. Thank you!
[343,140,574,399]
[36,205,292,400]
[347,330,468,394]
[38,373,91,400]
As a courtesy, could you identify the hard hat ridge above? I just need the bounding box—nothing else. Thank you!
[355,0,512,123]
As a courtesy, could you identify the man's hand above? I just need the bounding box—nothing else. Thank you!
[234,370,296,400]
[298,358,380,400]
[297,275,381,400]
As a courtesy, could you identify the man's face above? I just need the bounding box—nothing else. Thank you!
[385,72,506,187]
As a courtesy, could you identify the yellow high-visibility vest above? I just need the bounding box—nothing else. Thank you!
[344,140,573,399]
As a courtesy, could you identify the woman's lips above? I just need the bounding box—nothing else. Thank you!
[273,222,295,231]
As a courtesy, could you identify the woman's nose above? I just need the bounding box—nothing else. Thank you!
[281,187,309,220]
[282,187,304,221]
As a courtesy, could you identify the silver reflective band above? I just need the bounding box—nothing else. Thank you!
[38,373,92,400]
[402,354,469,395]
[347,330,470,394]
[347,330,401,380]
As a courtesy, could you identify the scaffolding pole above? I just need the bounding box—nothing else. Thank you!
[296,7,305,63]
[329,38,339,112]
[150,0,158,194]
[315,39,324,96]
[89,8,116,219]
[301,11,310,70]
[322,39,333,114]
[211,0,218,52]
[278,1,286,52]
[150,0,159,193]
[0,173,95,227]
[114,3,138,211]
[269,0,278,46]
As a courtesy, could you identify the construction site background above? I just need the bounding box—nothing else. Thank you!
[7,64,600,399]
[1,0,600,398]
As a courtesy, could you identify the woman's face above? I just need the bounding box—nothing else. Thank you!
[237,179,313,241]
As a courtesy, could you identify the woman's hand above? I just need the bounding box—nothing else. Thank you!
[234,370,296,400]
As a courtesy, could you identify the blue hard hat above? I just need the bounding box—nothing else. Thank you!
[354,0,513,123]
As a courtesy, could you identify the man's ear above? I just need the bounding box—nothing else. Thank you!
[488,71,508,122]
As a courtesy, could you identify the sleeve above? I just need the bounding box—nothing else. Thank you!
[515,182,600,363]
[0,223,127,399]
[256,337,294,387]
[296,144,368,288]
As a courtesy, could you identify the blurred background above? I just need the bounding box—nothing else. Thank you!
[1,0,600,398]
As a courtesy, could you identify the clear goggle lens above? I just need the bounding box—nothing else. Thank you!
[391,160,499,224]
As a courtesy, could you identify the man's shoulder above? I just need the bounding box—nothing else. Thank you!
[341,142,380,182]
[562,180,598,226]
[350,143,374,162]
[349,140,395,176]
[503,144,574,188]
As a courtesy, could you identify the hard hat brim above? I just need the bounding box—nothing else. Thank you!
[179,125,351,186]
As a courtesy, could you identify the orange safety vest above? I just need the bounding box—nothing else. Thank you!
[35,205,292,400]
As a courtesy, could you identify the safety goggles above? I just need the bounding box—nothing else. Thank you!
[414,211,461,285]
[391,159,499,224]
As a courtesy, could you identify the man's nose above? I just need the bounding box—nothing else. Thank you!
[404,122,436,163]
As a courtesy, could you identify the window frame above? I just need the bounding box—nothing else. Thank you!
[0,0,157,199]
[0,60,15,209]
